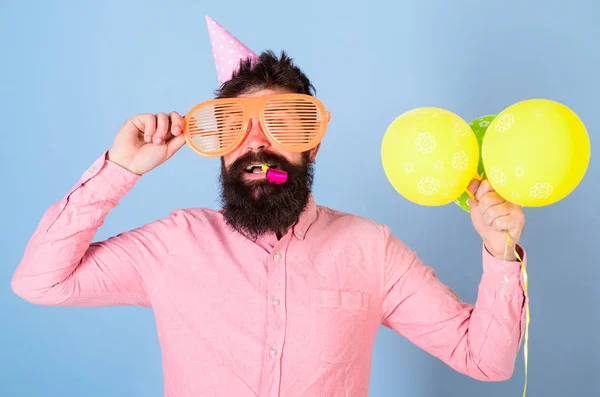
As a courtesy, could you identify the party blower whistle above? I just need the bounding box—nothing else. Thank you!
[261,164,287,184]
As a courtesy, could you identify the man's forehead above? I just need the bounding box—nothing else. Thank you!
[237,87,295,98]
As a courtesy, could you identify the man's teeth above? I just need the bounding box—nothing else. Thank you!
[245,164,275,173]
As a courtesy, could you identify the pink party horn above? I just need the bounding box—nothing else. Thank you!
[262,164,287,184]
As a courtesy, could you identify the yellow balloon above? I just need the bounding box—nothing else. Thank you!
[482,99,590,207]
[381,107,479,206]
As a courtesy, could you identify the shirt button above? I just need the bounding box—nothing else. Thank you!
[272,298,280,307]
[296,230,304,237]
[269,348,277,357]
[273,252,282,261]
[88,166,96,173]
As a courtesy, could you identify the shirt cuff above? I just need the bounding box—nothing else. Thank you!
[75,151,141,201]
[481,243,527,296]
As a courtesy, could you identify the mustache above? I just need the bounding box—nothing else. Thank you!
[227,150,293,174]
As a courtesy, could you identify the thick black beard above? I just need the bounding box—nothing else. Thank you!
[219,150,314,238]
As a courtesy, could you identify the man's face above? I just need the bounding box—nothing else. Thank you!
[222,87,319,176]
[219,87,319,237]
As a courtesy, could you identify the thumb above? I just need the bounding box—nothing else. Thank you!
[467,179,480,208]
[167,134,187,158]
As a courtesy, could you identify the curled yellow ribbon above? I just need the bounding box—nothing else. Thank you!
[504,230,529,397]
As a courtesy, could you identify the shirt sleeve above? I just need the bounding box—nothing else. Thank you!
[379,225,527,381]
[11,152,175,308]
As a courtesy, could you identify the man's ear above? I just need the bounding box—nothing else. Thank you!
[308,143,320,162]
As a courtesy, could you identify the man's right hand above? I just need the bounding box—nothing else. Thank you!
[107,112,187,175]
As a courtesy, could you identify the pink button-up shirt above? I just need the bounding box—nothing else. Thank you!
[11,152,527,397]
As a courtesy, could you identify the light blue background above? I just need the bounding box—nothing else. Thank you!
[1,1,598,396]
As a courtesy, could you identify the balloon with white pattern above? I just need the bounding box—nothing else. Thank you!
[482,99,590,207]
[381,108,479,206]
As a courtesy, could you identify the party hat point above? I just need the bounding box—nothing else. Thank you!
[205,15,259,86]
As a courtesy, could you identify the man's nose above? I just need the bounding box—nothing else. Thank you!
[244,117,271,151]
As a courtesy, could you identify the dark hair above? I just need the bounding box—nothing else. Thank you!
[216,50,316,98]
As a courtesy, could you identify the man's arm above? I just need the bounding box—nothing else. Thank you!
[379,225,527,381]
[11,152,174,307]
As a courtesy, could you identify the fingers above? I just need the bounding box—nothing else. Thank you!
[467,179,481,207]
[169,111,184,136]
[487,213,522,233]
[481,201,512,227]
[468,178,525,240]
[474,179,495,202]
[478,192,505,215]
[467,179,480,196]
[129,112,184,144]
[156,112,186,157]
[167,134,187,158]
[472,179,510,223]
[129,114,157,143]
[153,113,170,144]
[477,187,524,231]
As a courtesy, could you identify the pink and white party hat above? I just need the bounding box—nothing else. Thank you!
[206,15,259,86]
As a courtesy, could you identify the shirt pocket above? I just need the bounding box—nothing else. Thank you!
[307,289,371,364]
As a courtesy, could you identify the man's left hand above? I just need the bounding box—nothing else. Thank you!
[467,179,525,261]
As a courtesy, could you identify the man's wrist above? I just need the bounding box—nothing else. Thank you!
[106,149,141,176]
[484,243,518,262]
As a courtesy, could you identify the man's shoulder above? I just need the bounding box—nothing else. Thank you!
[159,206,225,229]
[315,204,385,236]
